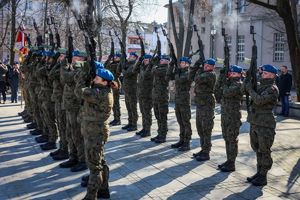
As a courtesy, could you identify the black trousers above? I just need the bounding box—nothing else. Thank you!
[0,81,6,102]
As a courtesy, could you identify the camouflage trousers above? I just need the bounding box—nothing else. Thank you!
[41,99,58,143]
[250,124,275,176]
[124,90,138,126]
[196,105,215,153]
[175,104,192,143]
[139,97,153,131]
[221,112,242,162]
[24,81,32,115]
[28,86,44,132]
[153,101,168,138]
[81,121,109,200]
[112,88,121,121]
[55,100,68,151]
[66,109,85,162]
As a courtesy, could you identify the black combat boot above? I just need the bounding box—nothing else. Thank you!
[218,160,229,169]
[140,130,151,137]
[35,135,49,143]
[136,129,145,136]
[127,125,137,131]
[59,159,78,168]
[18,110,26,116]
[30,129,42,136]
[110,119,121,126]
[70,162,87,172]
[178,142,190,151]
[27,122,37,129]
[171,140,183,148]
[122,124,131,130]
[81,175,89,187]
[154,136,166,143]
[195,152,210,161]
[220,161,235,172]
[150,135,159,142]
[247,172,260,182]
[23,116,33,123]
[97,189,110,199]
[251,174,267,186]
[52,150,69,161]
[40,142,57,151]
[50,149,61,157]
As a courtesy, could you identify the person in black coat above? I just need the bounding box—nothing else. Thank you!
[278,65,293,116]
[0,62,8,104]
[8,62,20,103]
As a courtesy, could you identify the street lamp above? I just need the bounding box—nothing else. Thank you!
[210,26,217,58]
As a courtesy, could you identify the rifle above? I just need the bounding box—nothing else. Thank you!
[114,30,127,69]
[193,25,205,66]
[33,20,43,49]
[222,22,230,76]
[161,25,178,73]
[136,29,145,59]
[246,25,258,113]
[152,26,161,58]
[77,15,97,80]
[51,16,61,48]
[47,17,54,51]
[67,29,73,64]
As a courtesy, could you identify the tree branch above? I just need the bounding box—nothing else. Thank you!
[0,0,10,9]
[246,0,277,10]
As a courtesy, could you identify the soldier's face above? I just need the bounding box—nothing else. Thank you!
[180,61,189,68]
[262,71,276,79]
[143,59,150,65]
[114,57,120,62]
[59,54,65,61]
[228,72,241,78]
[204,63,214,72]
[72,56,84,63]
[128,55,137,61]
[160,59,169,65]
[94,76,108,86]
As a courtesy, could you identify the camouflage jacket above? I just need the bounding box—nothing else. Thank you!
[121,60,138,92]
[248,78,279,128]
[167,64,192,105]
[152,63,169,103]
[105,61,121,88]
[221,77,243,114]
[49,59,66,102]
[36,61,53,101]
[133,60,154,99]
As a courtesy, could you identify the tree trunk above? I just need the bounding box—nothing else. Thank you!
[9,0,17,66]
[97,34,102,61]
[121,22,127,53]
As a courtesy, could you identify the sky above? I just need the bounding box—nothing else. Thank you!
[134,0,169,24]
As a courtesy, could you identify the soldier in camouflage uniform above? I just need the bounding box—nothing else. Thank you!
[215,65,243,172]
[134,54,154,137]
[59,50,86,172]
[81,68,114,200]
[36,51,58,150]
[121,52,138,132]
[167,56,193,151]
[150,54,170,143]
[189,58,216,161]
[105,53,122,126]
[48,50,69,160]
[245,64,279,186]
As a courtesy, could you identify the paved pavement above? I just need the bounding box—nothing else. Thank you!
[0,95,300,200]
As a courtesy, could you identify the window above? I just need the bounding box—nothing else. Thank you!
[226,0,233,15]
[273,33,284,62]
[201,27,205,33]
[239,0,246,13]
[201,17,206,24]
[237,35,245,62]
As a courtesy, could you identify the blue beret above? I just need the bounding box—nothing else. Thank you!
[144,54,152,59]
[129,52,138,58]
[96,68,114,81]
[262,64,278,74]
[180,56,191,64]
[205,58,216,65]
[229,65,243,73]
[160,54,170,61]
[46,51,56,57]
[72,50,87,57]
[94,61,104,70]
[114,53,122,58]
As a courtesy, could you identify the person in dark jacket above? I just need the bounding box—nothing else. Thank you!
[278,65,292,116]
[8,62,20,103]
[0,62,8,104]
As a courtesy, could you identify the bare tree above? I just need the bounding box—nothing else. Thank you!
[247,0,300,101]
[168,0,196,58]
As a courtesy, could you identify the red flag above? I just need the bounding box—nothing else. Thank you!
[15,30,26,50]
